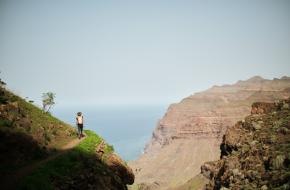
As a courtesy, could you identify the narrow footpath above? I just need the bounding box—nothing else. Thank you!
[2,134,87,190]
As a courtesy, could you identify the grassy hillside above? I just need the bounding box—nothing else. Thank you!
[18,130,131,190]
[0,86,76,146]
[0,85,76,175]
[0,85,134,189]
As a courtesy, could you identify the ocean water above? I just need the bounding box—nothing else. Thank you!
[53,105,166,161]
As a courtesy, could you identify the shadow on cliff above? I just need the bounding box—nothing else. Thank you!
[0,129,134,190]
[0,128,48,178]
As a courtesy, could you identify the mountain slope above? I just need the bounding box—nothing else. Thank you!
[129,76,290,190]
[0,84,134,189]
[201,98,290,189]
[0,85,76,175]
[19,130,134,190]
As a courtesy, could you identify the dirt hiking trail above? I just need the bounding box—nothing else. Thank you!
[2,134,87,190]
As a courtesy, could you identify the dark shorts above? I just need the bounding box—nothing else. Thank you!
[77,124,83,134]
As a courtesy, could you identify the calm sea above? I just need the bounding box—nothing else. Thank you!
[53,105,166,161]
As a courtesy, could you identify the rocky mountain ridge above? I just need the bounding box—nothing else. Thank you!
[146,76,290,153]
[129,76,290,190]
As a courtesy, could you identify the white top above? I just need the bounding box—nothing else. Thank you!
[76,115,83,124]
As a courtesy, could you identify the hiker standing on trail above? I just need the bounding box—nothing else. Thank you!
[76,112,84,139]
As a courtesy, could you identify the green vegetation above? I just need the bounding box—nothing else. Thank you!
[42,92,56,113]
[105,144,115,153]
[0,95,8,104]
[272,155,286,170]
[0,118,13,127]
[0,85,78,181]
[1,87,76,148]
[18,130,114,190]
[1,83,132,190]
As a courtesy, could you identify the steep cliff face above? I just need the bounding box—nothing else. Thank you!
[129,76,290,189]
[201,98,290,189]
[146,76,290,154]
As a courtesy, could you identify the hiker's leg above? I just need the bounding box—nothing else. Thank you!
[80,124,83,135]
[77,124,82,138]
[77,125,80,135]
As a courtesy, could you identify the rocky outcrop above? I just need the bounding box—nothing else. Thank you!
[251,102,277,114]
[96,140,134,185]
[106,153,135,185]
[130,76,290,190]
[202,98,290,189]
[53,151,135,190]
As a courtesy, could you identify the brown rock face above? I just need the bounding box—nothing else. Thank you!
[202,98,290,189]
[129,76,290,190]
[251,102,277,114]
[106,153,135,185]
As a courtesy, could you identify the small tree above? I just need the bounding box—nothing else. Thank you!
[0,79,6,86]
[0,71,7,87]
[42,92,55,113]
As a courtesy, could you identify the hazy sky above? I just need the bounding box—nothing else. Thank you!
[1,0,290,107]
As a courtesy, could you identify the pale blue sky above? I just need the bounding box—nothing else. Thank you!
[1,0,290,107]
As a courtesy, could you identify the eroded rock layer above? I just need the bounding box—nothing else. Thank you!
[129,76,290,190]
